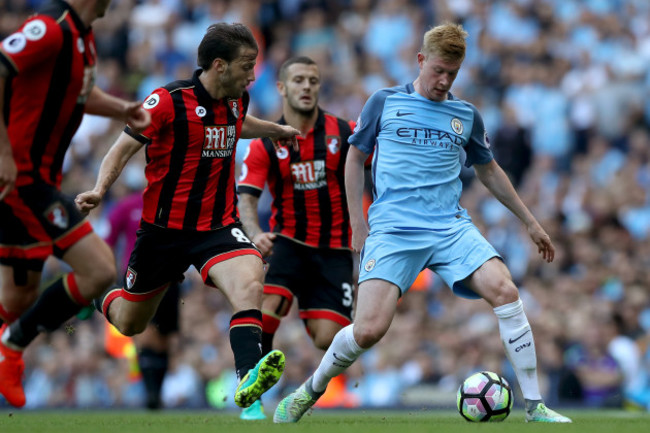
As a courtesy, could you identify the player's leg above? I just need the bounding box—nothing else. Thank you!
[207,252,284,408]
[274,278,399,423]
[0,264,41,408]
[260,290,292,355]
[466,258,571,423]
[300,246,355,350]
[0,265,40,324]
[134,281,180,410]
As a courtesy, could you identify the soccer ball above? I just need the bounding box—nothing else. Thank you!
[457,371,513,422]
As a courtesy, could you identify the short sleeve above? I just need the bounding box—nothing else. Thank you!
[125,88,173,144]
[0,17,62,75]
[464,103,494,167]
[348,89,390,155]
[237,138,270,197]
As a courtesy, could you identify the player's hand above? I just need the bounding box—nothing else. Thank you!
[124,101,151,134]
[0,152,17,201]
[273,125,301,152]
[351,220,369,254]
[528,224,554,263]
[75,190,103,214]
[253,232,276,258]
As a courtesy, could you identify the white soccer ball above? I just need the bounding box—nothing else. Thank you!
[457,371,513,422]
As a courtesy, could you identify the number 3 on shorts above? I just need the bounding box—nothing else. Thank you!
[231,227,251,244]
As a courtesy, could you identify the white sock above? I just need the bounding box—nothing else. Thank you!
[311,324,366,393]
[493,299,542,401]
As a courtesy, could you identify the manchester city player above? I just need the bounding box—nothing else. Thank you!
[274,22,571,423]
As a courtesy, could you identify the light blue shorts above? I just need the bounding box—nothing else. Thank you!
[358,220,500,299]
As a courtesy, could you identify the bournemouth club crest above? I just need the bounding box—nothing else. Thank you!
[326,135,341,154]
[44,202,69,229]
[228,100,239,118]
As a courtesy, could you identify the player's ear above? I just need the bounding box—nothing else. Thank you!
[212,58,228,73]
[276,80,286,96]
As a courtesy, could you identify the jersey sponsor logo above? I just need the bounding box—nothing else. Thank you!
[451,117,464,134]
[44,202,69,229]
[483,130,491,148]
[396,127,464,147]
[364,258,376,272]
[228,100,239,118]
[291,160,326,190]
[76,37,85,53]
[2,32,27,54]
[125,267,137,289]
[326,135,341,154]
[23,19,46,41]
[203,125,236,158]
[195,106,206,117]
[143,93,160,109]
[276,147,289,159]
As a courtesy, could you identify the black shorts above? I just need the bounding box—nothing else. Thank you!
[264,235,354,326]
[123,221,261,300]
[149,281,180,335]
[0,183,92,270]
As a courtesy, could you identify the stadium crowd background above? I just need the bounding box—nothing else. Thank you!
[1,0,650,411]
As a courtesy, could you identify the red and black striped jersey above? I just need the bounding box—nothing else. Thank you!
[238,109,355,249]
[126,70,249,231]
[0,0,97,188]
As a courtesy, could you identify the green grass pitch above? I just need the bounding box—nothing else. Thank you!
[0,409,649,433]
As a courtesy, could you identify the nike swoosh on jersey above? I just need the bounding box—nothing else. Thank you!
[396,111,414,117]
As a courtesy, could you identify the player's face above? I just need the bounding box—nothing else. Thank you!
[279,63,320,115]
[220,46,257,99]
[417,52,462,102]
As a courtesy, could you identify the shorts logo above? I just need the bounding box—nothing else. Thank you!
[326,135,341,154]
[125,268,137,289]
[451,118,463,135]
[228,100,239,118]
[2,32,26,54]
[143,93,160,109]
[364,258,376,272]
[44,202,68,229]
[23,20,46,41]
[195,106,206,117]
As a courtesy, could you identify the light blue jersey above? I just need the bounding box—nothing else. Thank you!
[350,83,493,232]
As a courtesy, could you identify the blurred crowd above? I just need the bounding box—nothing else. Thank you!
[1,0,650,411]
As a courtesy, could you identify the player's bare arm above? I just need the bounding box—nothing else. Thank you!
[0,69,17,201]
[75,132,144,213]
[345,146,371,253]
[238,192,276,257]
[474,160,555,262]
[240,115,300,151]
[85,86,151,133]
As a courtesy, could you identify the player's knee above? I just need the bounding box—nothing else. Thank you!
[353,322,387,349]
[91,262,117,294]
[114,319,147,337]
[489,280,519,307]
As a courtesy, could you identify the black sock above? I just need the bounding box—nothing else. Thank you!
[138,348,168,410]
[261,332,274,356]
[229,309,263,381]
[8,276,82,348]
